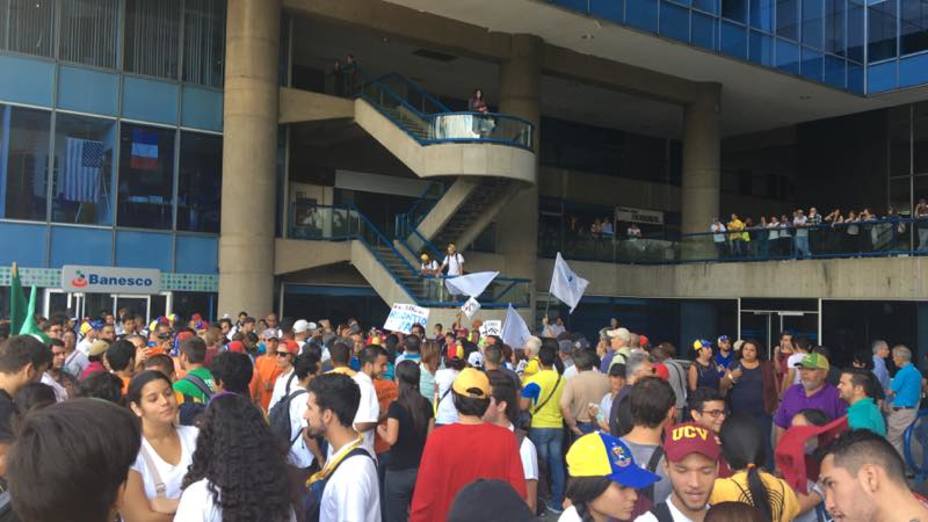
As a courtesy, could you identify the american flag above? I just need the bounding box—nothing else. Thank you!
[61,138,104,203]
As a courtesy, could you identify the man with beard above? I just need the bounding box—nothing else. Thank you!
[635,422,720,521]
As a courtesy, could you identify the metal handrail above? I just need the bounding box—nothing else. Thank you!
[429,110,536,131]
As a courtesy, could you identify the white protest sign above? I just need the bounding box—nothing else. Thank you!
[461,296,481,320]
[480,320,502,337]
[383,303,430,334]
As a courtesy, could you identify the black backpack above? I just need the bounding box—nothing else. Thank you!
[303,447,373,522]
[268,373,307,448]
[178,373,213,426]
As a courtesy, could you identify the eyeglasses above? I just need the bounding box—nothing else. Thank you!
[701,409,728,418]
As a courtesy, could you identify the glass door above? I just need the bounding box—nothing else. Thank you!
[739,299,821,360]
[43,289,83,319]
[113,295,150,324]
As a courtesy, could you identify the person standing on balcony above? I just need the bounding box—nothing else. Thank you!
[710,218,727,258]
[441,243,465,277]
[727,214,745,257]
[808,207,822,254]
[916,198,928,251]
[468,89,491,136]
[778,214,793,257]
[420,254,440,301]
[793,209,812,259]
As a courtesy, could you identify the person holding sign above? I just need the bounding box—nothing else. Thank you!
[440,243,465,277]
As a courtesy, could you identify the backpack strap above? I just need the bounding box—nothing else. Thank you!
[531,373,562,416]
[649,501,674,522]
[643,445,665,501]
[182,373,212,400]
[287,389,308,445]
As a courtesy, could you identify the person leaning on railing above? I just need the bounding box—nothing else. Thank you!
[916,198,928,251]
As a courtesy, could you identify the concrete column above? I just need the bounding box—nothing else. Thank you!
[218,0,281,317]
[496,34,541,319]
[681,83,721,258]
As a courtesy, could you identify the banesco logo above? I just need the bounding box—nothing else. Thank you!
[70,270,88,288]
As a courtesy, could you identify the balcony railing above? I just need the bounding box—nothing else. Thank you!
[539,217,928,264]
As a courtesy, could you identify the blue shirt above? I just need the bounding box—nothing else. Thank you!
[714,351,734,376]
[891,363,922,408]
[872,355,891,391]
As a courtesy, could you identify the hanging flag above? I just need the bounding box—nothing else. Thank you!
[549,252,589,313]
[9,263,26,335]
[18,286,49,344]
[130,128,159,170]
[500,304,531,350]
[445,271,499,297]
[61,137,104,203]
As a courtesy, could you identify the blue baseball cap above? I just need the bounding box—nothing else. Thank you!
[566,432,661,489]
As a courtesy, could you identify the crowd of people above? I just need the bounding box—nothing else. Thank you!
[709,203,928,260]
[0,309,926,522]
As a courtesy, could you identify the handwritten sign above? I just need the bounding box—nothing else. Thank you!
[461,296,481,320]
[383,303,430,334]
[480,320,502,337]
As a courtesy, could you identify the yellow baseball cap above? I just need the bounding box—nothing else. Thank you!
[452,368,490,399]
[566,432,661,488]
[797,352,829,370]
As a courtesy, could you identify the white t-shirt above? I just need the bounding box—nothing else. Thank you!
[174,478,296,522]
[287,386,314,469]
[320,443,380,522]
[434,368,460,425]
[442,253,465,276]
[41,372,68,402]
[559,506,582,521]
[130,425,200,500]
[76,338,93,356]
[635,495,707,521]
[352,372,379,454]
[508,424,539,481]
[268,367,296,413]
[787,352,806,385]
[421,260,439,273]
[563,364,579,380]
[63,349,89,378]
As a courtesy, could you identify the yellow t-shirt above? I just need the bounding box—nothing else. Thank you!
[709,470,800,522]
[524,369,565,429]
[522,357,540,380]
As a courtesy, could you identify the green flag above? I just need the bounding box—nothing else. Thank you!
[18,286,49,344]
[9,263,26,335]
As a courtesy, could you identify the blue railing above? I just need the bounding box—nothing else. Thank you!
[288,202,531,308]
[356,73,535,151]
[539,216,928,264]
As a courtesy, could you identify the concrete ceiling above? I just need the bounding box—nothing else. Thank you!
[291,15,684,137]
[380,0,928,136]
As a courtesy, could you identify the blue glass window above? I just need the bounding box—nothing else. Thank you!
[847,61,864,92]
[722,0,747,22]
[777,0,800,39]
[6,0,54,57]
[824,54,847,87]
[117,124,176,230]
[124,0,181,80]
[627,0,659,32]
[59,0,119,69]
[721,21,748,58]
[868,0,898,61]
[692,11,719,49]
[51,114,116,226]
[0,105,50,221]
[661,1,691,42]
[825,0,846,55]
[590,0,624,22]
[802,0,824,49]
[847,0,865,61]
[177,132,222,233]
[776,38,801,73]
[900,0,928,55]
[750,30,775,64]
[900,52,928,88]
[750,0,775,31]
[868,60,898,93]
[801,47,824,80]
[694,0,719,12]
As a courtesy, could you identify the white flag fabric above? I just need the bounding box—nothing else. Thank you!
[445,271,499,297]
[501,304,532,349]
[549,252,589,313]
[461,296,481,319]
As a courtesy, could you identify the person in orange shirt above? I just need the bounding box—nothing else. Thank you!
[105,339,136,396]
[251,334,284,412]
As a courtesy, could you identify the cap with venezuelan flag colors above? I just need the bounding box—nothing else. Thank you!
[566,432,661,489]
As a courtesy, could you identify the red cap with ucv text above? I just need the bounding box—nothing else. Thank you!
[664,422,721,462]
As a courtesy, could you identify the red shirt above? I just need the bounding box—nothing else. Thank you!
[410,422,526,521]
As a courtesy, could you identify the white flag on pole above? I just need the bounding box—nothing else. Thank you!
[549,252,589,313]
[501,304,532,349]
[445,271,499,297]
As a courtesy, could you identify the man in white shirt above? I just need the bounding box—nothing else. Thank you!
[485,370,539,513]
[635,422,719,522]
[351,345,387,455]
[710,219,727,259]
[267,340,300,412]
[304,373,380,522]
[440,243,465,276]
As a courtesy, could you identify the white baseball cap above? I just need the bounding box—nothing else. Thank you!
[293,320,317,334]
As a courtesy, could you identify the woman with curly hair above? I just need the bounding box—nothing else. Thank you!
[174,392,296,521]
